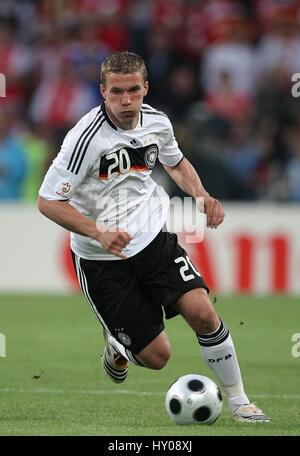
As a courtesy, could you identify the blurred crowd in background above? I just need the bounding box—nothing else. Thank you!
[1,0,300,202]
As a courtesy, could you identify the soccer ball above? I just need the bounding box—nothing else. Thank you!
[165,374,223,425]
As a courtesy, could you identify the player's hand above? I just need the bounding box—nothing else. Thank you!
[95,227,132,258]
[203,195,225,229]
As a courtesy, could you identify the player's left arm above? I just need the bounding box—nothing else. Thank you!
[163,157,225,229]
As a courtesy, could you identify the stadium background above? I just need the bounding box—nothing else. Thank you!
[1,0,300,294]
[1,0,300,437]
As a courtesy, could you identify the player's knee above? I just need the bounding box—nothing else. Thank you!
[150,349,171,370]
[139,346,172,370]
[198,312,219,334]
[186,306,219,334]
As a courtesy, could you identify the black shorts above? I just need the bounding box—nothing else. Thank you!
[72,230,208,354]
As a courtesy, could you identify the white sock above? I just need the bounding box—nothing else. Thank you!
[197,320,250,410]
[109,333,144,366]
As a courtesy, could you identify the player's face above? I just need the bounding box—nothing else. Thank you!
[100,71,148,130]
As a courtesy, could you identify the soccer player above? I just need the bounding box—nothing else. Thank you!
[38,51,269,422]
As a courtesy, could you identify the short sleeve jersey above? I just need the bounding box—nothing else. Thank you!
[39,103,183,260]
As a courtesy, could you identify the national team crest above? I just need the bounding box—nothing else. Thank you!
[144,145,158,169]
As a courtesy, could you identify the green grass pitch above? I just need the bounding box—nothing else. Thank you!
[0,294,299,436]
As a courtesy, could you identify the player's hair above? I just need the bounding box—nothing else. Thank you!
[100,51,147,85]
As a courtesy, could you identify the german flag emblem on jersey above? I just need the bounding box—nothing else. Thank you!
[99,144,158,180]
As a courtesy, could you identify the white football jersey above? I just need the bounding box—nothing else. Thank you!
[39,103,183,260]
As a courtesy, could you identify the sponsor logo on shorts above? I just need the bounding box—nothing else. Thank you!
[118,332,131,346]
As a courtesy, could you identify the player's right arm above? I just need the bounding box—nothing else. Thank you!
[37,116,131,258]
[38,197,131,258]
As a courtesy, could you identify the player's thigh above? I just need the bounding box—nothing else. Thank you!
[138,231,209,319]
[72,251,165,354]
[106,288,165,355]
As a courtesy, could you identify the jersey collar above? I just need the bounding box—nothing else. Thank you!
[101,102,117,130]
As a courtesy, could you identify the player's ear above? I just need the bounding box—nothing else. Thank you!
[100,84,106,99]
[143,81,149,97]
